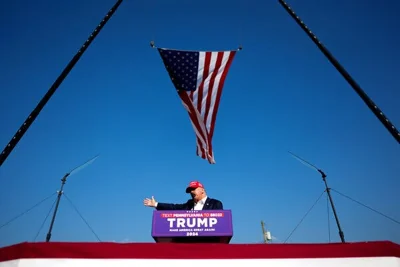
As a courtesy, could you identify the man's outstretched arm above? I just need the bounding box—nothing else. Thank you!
[143,196,190,210]
[156,202,188,210]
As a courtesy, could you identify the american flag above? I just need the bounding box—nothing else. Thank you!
[157,48,237,164]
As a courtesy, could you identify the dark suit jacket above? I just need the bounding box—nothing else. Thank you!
[156,197,223,210]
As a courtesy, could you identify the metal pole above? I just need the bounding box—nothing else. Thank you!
[44,154,98,242]
[288,151,346,243]
[278,0,400,144]
[318,170,345,243]
[0,0,124,167]
[46,174,69,242]
[261,221,267,243]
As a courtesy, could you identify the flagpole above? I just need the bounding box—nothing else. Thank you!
[0,0,124,168]
[278,0,400,145]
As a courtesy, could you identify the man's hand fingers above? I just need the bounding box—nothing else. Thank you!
[143,197,155,207]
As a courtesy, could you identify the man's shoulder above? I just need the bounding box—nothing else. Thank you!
[207,197,222,204]
[185,199,194,204]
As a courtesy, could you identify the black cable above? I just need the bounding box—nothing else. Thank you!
[331,188,400,226]
[63,193,101,241]
[33,197,57,241]
[0,192,57,230]
[284,190,326,243]
[326,193,331,242]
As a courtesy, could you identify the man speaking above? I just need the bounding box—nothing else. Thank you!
[143,181,223,210]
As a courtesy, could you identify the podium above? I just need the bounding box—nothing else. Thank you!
[151,210,233,244]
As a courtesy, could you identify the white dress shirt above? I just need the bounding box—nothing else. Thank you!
[193,196,208,210]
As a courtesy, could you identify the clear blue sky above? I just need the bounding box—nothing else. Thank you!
[0,0,399,247]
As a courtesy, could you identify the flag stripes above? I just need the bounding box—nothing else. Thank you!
[158,48,237,163]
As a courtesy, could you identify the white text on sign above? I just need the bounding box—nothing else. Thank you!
[167,218,218,228]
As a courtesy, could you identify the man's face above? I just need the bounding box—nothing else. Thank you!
[189,187,204,201]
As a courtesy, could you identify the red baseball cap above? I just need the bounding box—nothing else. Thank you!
[185,181,204,193]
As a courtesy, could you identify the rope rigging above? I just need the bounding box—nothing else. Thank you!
[284,190,326,243]
[149,40,243,51]
[0,192,56,230]
[283,187,400,243]
[1,155,100,243]
[331,188,400,226]
[148,1,244,52]
[63,193,101,242]
[0,191,101,242]
[33,198,57,241]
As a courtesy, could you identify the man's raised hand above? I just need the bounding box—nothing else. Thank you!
[143,196,157,207]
